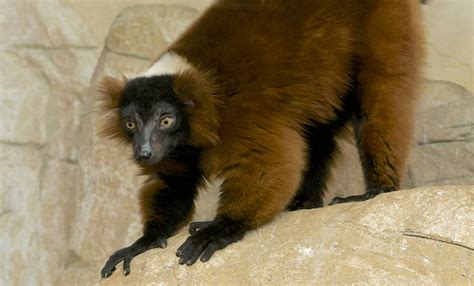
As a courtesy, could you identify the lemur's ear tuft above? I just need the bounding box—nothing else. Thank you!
[173,70,222,146]
[97,75,128,111]
[96,75,130,142]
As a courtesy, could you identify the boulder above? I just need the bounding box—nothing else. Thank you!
[97,186,474,285]
[0,1,101,285]
[406,81,474,186]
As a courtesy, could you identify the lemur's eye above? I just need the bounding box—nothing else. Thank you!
[125,120,136,130]
[160,117,175,128]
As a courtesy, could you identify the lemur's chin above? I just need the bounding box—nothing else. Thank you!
[136,155,165,166]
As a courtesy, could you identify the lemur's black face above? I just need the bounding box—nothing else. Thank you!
[119,75,189,165]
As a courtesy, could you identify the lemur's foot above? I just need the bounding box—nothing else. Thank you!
[176,217,247,265]
[286,198,323,211]
[188,221,213,234]
[100,236,167,278]
[330,186,396,205]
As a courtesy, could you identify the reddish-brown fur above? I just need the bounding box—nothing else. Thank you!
[98,75,130,143]
[170,0,422,226]
[98,0,424,270]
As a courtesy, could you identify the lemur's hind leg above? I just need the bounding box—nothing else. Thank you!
[287,123,338,210]
[330,1,422,205]
[288,91,355,210]
[329,78,418,205]
[329,87,415,205]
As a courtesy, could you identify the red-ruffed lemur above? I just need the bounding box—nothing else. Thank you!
[98,0,424,278]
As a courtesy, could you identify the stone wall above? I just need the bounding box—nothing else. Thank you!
[0,1,212,285]
[1,1,100,285]
[422,0,473,92]
[0,1,472,285]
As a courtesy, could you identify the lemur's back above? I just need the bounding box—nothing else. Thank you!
[170,0,423,121]
[170,1,364,119]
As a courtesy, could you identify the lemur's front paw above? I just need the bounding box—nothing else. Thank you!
[100,237,167,278]
[176,217,247,265]
[101,247,134,278]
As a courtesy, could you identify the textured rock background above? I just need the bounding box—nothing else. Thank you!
[0,1,212,286]
[0,1,472,285]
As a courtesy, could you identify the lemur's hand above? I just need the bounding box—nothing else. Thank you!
[176,217,247,266]
[101,236,167,278]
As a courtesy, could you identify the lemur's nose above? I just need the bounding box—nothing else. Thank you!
[137,150,152,161]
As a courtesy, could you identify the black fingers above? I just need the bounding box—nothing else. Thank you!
[176,216,248,265]
[100,236,168,279]
[199,243,220,262]
[177,234,208,265]
[176,235,195,257]
[101,247,131,279]
[329,186,396,205]
[177,232,222,266]
[289,111,350,212]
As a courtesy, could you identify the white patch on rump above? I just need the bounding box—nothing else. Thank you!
[142,52,193,77]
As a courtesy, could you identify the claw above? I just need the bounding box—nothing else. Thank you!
[123,256,132,276]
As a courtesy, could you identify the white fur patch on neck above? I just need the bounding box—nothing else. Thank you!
[142,52,192,77]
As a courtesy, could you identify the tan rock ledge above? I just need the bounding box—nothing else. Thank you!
[97,185,473,285]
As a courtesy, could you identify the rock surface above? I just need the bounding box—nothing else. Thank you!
[407,81,474,186]
[97,186,474,285]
